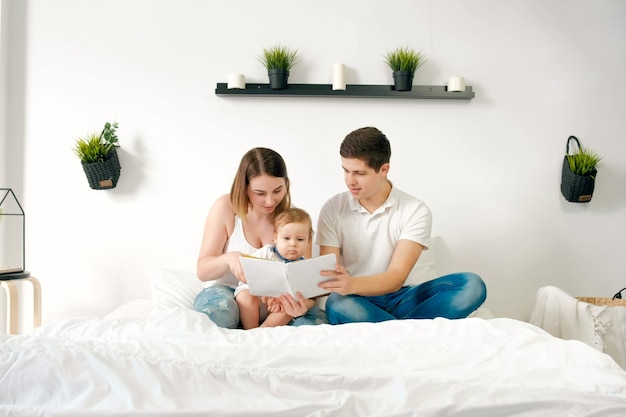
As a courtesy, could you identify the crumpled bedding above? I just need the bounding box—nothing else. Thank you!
[530,285,626,369]
[2,307,626,417]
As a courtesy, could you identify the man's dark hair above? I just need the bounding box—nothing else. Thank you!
[339,127,391,172]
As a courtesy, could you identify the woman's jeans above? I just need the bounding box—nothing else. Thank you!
[193,284,328,328]
[325,272,487,325]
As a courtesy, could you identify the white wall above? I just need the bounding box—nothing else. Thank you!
[0,0,8,184]
[0,2,6,332]
[2,0,625,328]
[0,1,4,183]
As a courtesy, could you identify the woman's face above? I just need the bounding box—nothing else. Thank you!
[247,174,287,214]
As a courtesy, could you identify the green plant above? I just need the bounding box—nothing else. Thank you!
[384,47,426,72]
[257,44,299,71]
[567,146,602,177]
[73,121,120,164]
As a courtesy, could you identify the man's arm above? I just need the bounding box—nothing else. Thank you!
[319,240,423,296]
[319,245,340,262]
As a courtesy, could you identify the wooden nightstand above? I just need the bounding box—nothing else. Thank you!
[1,272,41,334]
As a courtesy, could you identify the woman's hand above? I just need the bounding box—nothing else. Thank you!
[225,252,246,283]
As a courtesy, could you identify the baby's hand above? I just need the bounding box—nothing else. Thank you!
[262,296,284,313]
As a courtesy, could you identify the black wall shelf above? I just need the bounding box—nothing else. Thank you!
[215,83,475,100]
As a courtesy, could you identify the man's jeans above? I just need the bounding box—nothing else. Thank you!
[325,272,487,324]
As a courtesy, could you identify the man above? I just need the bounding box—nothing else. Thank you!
[317,127,487,324]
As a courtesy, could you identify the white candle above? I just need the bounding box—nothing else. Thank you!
[227,73,246,89]
[447,76,466,92]
[332,63,346,91]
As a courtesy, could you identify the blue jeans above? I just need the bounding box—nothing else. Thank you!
[325,272,487,325]
[193,284,328,328]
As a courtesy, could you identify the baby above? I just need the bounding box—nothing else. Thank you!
[235,207,316,329]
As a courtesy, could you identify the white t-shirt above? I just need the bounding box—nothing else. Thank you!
[316,185,432,282]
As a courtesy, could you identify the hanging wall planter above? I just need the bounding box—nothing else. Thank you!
[257,44,299,90]
[73,121,122,190]
[560,135,602,203]
[384,47,426,92]
[81,149,121,190]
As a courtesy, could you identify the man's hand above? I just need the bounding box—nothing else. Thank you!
[277,292,310,317]
[318,264,354,295]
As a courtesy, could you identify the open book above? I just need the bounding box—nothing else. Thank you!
[239,254,337,298]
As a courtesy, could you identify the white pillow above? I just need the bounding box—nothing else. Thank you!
[150,267,204,312]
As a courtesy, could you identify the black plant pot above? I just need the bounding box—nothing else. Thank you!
[268,69,289,90]
[82,149,121,190]
[392,71,414,91]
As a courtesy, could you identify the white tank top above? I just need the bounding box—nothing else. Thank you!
[211,215,259,288]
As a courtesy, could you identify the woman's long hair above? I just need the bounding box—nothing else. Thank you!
[230,147,291,221]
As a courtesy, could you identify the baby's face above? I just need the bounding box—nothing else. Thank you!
[274,222,310,260]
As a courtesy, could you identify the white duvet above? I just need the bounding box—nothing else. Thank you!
[2,308,626,417]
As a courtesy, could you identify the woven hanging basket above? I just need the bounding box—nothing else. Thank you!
[576,297,626,307]
[560,136,597,203]
[82,149,121,190]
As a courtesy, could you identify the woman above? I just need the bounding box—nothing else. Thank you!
[193,147,327,328]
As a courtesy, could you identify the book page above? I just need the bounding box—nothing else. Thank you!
[240,254,337,298]
[285,254,337,299]
[239,256,291,297]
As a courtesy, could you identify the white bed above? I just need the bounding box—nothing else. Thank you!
[2,268,626,416]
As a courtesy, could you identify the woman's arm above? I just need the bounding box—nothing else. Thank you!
[196,194,243,281]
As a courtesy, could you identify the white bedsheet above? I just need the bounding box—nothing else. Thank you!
[2,308,626,417]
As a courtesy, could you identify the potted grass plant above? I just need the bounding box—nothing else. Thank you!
[560,135,602,203]
[257,44,299,90]
[73,121,121,190]
[383,47,427,91]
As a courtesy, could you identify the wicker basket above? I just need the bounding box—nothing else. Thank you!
[576,297,626,307]
[82,149,121,190]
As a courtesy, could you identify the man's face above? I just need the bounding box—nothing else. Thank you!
[341,157,389,202]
